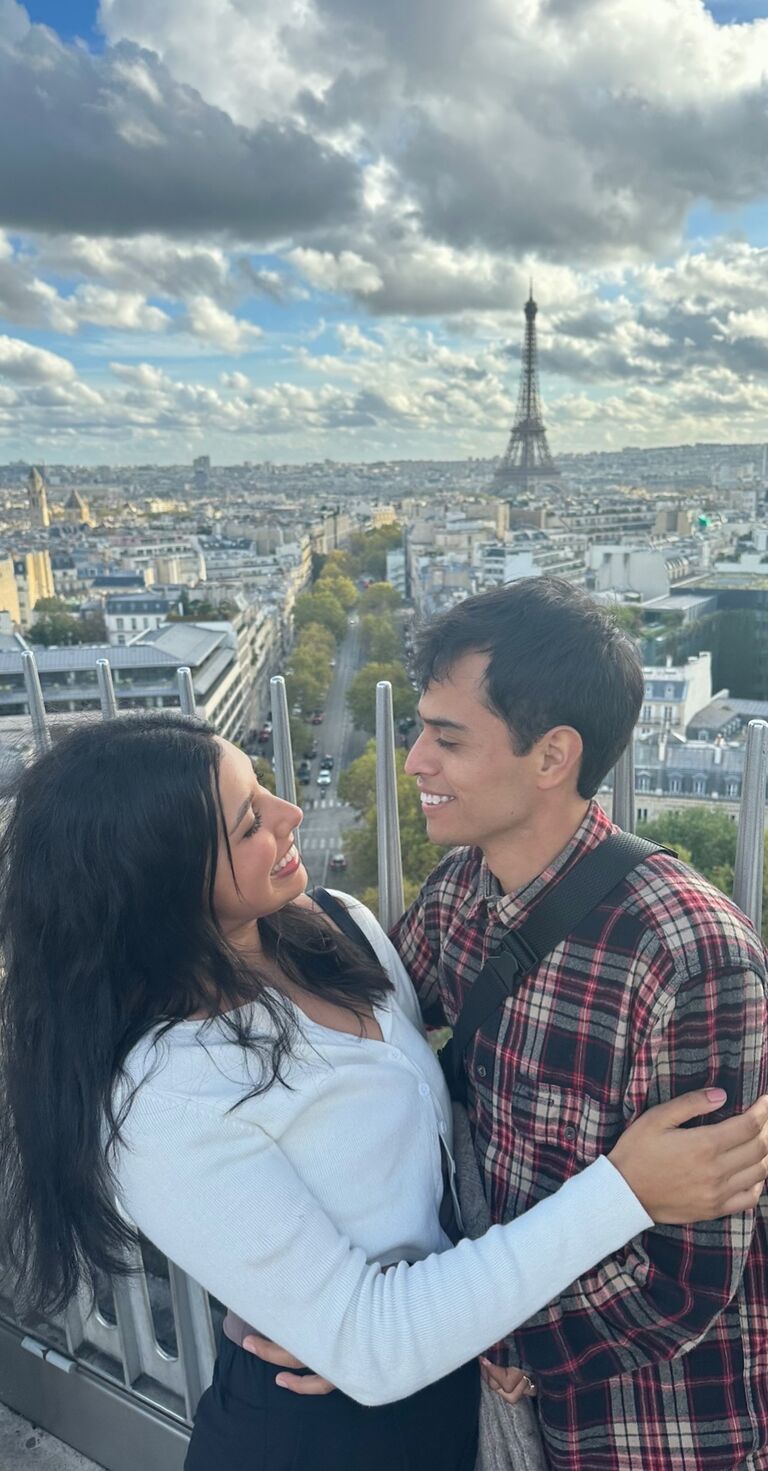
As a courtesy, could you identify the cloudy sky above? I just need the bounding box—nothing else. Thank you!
[1,0,768,464]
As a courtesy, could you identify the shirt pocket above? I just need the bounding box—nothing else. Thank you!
[479,1073,617,1168]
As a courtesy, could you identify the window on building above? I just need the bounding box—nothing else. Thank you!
[727,781,740,798]
[664,705,674,722]
[642,704,652,722]
[665,684,675,698]
[669,776,681,794]
[637,773,650,792]
[637,807,649,823]
[693,778,705,795]
[116,617,124,630]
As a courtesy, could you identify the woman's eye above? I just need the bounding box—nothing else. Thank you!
[244,811,262,838]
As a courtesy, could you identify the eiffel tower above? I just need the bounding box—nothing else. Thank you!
[493,285,559,496]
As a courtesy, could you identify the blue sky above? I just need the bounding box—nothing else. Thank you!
[2,0,768,463]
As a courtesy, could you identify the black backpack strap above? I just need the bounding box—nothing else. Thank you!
[311,886,382,966]
[450,832,670,1071]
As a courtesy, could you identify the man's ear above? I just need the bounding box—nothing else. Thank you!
[536,726,583,791]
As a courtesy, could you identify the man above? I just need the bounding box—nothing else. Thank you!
[389,576,767,1470]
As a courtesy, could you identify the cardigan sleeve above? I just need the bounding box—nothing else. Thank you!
[116,1089,651,1407]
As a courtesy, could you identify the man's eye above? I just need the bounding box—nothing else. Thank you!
[436,738,456,750]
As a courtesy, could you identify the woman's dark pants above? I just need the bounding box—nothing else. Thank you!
[184,1332,480,1471]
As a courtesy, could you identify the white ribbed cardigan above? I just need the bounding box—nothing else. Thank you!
[112,893,650,1407]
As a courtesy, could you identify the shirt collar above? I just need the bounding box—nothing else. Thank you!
[476,799,616,929]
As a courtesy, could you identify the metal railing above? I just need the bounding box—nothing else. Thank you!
[0,653,765,1471]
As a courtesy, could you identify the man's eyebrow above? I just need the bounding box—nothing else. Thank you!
[417,713,469,732]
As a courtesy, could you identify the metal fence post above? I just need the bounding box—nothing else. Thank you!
[269,676,299,843]
[21,650,51,754]
[612,739,636,833]
[375,681,405,931]
[96,658,118,720]
[176,667,197,716]
[732,719,768,933]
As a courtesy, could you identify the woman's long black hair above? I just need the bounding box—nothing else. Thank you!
[0,713,392,1316]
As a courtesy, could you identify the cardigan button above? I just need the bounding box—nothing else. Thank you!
[476,1065,488,1079]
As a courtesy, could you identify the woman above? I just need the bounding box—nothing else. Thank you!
[1,714,765,1471]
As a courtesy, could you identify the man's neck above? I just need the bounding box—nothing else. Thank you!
[482,797,591,896]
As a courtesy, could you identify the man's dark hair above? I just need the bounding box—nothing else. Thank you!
[414,577,644,799]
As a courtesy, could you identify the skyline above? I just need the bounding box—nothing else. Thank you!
[1,0,768,464]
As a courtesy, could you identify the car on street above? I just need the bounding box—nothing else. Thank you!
[329,853,347,871]
[320,754,334,769]
[257,725,272,743]
[297,759,312,785]
[303,742,319,759]
[317,770,332,787]
[310,710,325,725]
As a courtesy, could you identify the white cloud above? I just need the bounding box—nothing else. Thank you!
[288,249,383,295]
[0,336,76,384]
[183,295,262,353]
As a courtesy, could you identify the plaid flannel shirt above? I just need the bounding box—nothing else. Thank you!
[391,801,768,1471]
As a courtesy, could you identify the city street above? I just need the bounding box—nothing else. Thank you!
[292,616,369,888]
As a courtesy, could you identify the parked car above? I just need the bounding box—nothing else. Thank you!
[257,726,272,743]
[291,703,303,717]
[297,759,312,785]
[320,754,334,770]
[303,742,319,759]
[329,853,347,871]
[310,711,325,725]
[317,770,332,787]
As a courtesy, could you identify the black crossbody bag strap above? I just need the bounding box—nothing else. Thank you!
[311,886,382,965]
[448,833,671,1087]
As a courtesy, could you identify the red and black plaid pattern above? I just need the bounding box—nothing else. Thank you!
[391,801,768,1471]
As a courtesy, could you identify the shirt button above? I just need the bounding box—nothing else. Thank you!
[419,1082,430,1098]
[476,1065,488,1079]
[563,1125,577,1143]
[390,1047,402,1062]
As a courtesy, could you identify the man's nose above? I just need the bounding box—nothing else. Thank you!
[404,730,430,776]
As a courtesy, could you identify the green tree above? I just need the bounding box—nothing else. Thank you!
[251,756,276,794]
[636,807,738,875]
[294,590,347,643]
[318,574,357,611]
[297,621,336,661]
[360,612,399,663]
[347,525,402,582]
[636,807,768,944]
[339,742,443,903]
[358,581,401,616]
[319,550,354,581]
[31,605,107,646]
[347,662,417,731]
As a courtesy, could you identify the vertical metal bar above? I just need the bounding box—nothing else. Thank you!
[96,657,118,719]
[167,1263,216,1422]
[21,650,51,753]
[270,675,298,813]
[732,719,768,933]
[375,681,405,930]
[612,738,636,833]
[176,666,197,716]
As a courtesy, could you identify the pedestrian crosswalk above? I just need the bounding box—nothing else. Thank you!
[301,836,339,851]
[300,798,348,811]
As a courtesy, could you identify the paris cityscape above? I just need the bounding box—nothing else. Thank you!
[2,1,768,1469]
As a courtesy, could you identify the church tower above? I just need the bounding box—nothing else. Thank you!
[27,466,51,529]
